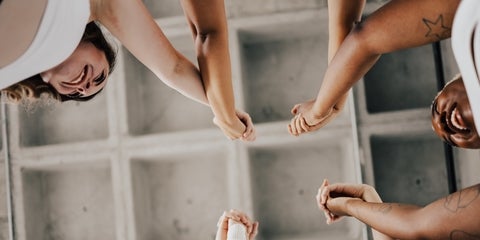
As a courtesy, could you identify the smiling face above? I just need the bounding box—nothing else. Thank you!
[40,41,109,98]
[431,75,480,148]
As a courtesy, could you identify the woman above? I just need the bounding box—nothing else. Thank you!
[0,0,255,141]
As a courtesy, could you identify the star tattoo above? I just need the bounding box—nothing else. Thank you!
[422,15,451,40]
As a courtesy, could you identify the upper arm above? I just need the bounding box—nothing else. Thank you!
[350,0,461,54]
[96,0,181,80]
[415,184,480,239]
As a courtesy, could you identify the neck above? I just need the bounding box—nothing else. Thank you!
[88,0,100,22]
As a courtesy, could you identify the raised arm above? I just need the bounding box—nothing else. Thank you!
[94,0,209,105]
[290,0,461,136]
[326,184,480,239]
[289,0,365,136]
[180,0,250,140]
[93,0,254,140]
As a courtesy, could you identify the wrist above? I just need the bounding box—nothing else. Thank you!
[345,198,364,216]
[362,185,382,203]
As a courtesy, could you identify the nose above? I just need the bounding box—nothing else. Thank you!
[76,82,91,95]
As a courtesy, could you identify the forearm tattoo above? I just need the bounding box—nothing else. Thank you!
[370,203,393,214]
[422,15,451,40]
[444,185,480,213]
[445,186,480,239]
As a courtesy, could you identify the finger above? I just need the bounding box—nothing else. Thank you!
[321,186,328,205]
[249,222,259,239]
[289,117,299,136]
[217,211,229,229]
[242,130,256,142]
[238,215,251,233]
[288,123,294,136]
[291,104,300,115]
[299,114,311,132]
[323,210,331,222]
[295,114,303,135]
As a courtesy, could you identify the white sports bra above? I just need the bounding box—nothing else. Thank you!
[0,0,90,89]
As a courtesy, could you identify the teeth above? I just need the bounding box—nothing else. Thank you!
[451,108,467,131]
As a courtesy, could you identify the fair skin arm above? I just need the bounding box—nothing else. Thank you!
[216,209,259,240]
[289,0,365,135]
[91,0,255,141]
[289,0,461,136]
[320,181,480,239]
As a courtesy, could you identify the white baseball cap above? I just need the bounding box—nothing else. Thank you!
[452,0,480,133]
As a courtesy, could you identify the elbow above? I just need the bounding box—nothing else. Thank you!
[191,22,225,45]
[161,55,188,88]
[398,215,431,240]
[348,21,384,55]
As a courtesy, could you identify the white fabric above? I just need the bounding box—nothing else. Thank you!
[0,0,90,89]
[451,0,480,132]
[227,219,248,240]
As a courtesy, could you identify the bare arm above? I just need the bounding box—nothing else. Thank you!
[290,0,461,135]
[327,184,480,239]
[327,0,365,63]
[92,0,254,140]
[93,0,210,105]
[317,181,394,240]
[180,0,248,139]
[289,0,365,135]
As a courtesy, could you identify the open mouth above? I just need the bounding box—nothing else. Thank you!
[445,103,470,134]
[63,65,89,86]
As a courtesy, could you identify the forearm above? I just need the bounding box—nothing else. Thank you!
[345,199,423,239]
[343,184,480,239]
[195,31,237,122]
[182,0,238,124]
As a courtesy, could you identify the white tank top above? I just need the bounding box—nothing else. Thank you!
[451,0,480,133]
[0,0,90,89]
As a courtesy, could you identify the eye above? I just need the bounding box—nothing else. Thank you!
[66,91,83,98]
[93,71,106,86]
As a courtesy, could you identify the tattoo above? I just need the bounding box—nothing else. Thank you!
[444,186,480,213]
[450,230,480,240]
[422,15,451,40]
[371,203,392,214]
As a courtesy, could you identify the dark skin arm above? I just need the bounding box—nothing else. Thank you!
[289,0,461,136]
[325,183,480,239]
[180,0,254,140]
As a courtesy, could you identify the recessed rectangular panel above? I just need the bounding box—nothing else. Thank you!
[240,21,329,123]
[363,45,438,113]
[19,96,109,146]
[21,163,115,240]
[227,0,325,18]
[131,149,229,240]
[370,133,449,206]
[248,140,357,239]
